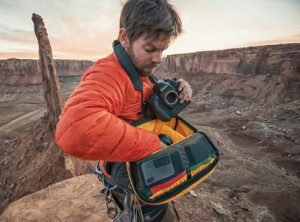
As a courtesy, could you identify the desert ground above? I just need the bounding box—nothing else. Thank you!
[0,67,299,221]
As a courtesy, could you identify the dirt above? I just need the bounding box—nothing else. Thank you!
[0,70,299,221]
[1,174,111,222]
[166,71,300,222]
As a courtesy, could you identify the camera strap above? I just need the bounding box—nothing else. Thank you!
[113,40,143,92]
[113,40,149,117]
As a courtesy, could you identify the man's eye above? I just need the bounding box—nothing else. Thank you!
[145,48,154,53]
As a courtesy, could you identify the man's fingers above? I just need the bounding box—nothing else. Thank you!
[177,79,192,103]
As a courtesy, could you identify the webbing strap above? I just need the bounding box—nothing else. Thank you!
[113,40,143,91]
[113,40,148,117]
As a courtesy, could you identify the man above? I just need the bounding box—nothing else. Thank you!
[56,0,192,221]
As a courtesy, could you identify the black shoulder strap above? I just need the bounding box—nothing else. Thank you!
[113,40,143,92]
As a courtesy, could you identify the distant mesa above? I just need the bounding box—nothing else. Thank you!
[0,59,93,85]
[0,43,299,87]
[156,43,300,77]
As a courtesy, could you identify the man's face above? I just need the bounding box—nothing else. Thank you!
[125,33,171,76]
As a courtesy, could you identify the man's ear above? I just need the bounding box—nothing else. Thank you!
[118,28,130,49]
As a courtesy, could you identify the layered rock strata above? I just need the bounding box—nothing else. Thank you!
[0,59,93,85]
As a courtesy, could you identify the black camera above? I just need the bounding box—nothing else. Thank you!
[147,77,190,121]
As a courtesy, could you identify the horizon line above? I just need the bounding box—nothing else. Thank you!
[1,42,299,61]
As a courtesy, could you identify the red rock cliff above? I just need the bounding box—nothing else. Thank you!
[0,59,93,85]
[157,44,300,76]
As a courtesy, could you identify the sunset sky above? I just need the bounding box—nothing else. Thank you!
[0,0,299,60]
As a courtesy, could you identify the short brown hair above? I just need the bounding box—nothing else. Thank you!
[119,0,182,42]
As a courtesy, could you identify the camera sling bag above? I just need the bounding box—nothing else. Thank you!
[124,116,219,205]
[96,115,219,206]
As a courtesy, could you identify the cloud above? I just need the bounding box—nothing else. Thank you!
[1,0,300,59]
[0,52,38,59]
[0,1,121,60]
[0,29,35,44]
[244,33,300,47]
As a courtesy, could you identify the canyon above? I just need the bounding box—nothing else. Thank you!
[0,43,299,221]
[0,59,93,85]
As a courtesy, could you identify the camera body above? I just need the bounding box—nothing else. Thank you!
[147,77,190,121]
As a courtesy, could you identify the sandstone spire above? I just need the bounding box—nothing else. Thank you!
[32,13,63,133]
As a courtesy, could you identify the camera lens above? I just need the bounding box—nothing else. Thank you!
[159,134,173,146]
[164,90,178,106]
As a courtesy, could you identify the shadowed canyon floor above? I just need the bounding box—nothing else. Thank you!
[0,53,299,221]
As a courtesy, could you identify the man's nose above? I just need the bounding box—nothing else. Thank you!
[152,51,162,64]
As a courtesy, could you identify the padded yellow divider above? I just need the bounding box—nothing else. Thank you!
[136,118,194,144]
[175,120,194,137]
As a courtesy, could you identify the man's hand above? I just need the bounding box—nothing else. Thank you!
[177,79,192,104]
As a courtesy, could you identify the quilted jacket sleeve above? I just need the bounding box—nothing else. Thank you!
[55,60,160,162]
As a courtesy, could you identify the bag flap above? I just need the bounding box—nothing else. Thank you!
[127,131,219,205]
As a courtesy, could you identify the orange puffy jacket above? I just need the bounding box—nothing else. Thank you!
[55,53,160,162]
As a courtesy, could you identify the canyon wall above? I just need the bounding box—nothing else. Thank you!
[156,43,300,76]
[0,59,93,85]
[1,44,299,86]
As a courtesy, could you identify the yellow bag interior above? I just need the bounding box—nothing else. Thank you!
[137,118,194,144]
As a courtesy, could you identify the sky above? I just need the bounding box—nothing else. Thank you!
[0,0,299,60]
